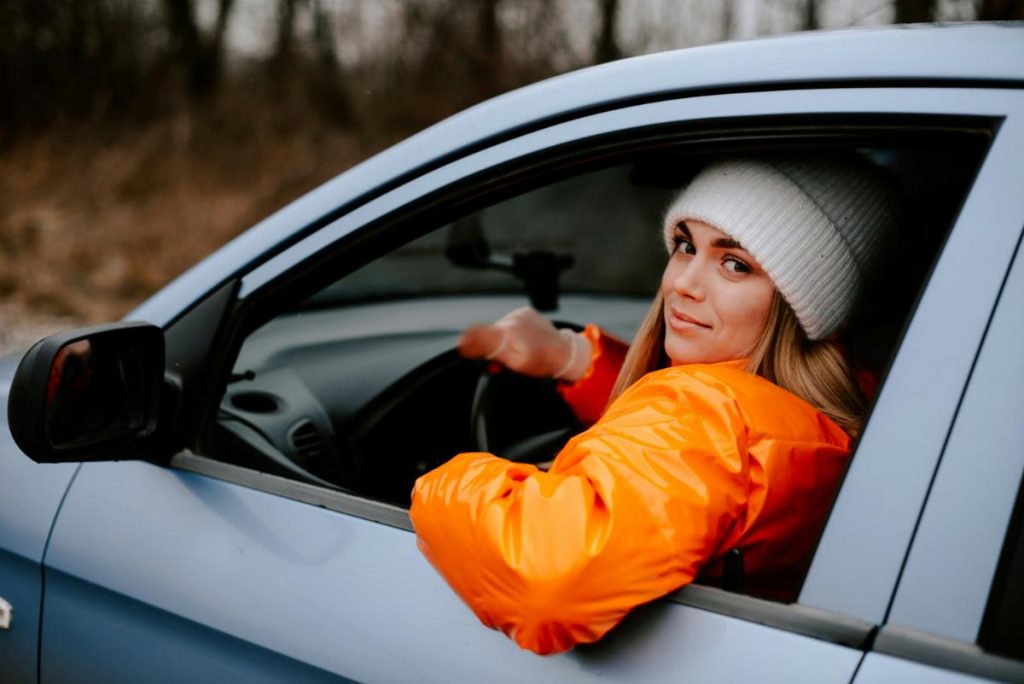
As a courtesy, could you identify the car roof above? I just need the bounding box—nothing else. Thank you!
[132,23,1024,326]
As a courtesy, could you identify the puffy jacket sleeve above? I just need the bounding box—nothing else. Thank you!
[410,366,751,655]
[555,324,629,425]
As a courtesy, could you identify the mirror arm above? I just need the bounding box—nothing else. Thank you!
[512,251,575,312]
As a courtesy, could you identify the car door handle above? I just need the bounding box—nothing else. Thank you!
[0,596,10,630]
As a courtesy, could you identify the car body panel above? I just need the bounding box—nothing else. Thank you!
[0,551,50,684]
[43,461,863,683]
[855,653,997,684]
[0,357,79,562]
[41,570,352,684]
[0,357,79,684]
[886,215,1024,643]
[129,25,1024,329]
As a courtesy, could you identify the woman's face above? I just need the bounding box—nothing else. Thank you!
[661,220,775,366]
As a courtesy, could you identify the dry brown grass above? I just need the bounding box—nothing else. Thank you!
[0,95,373,331]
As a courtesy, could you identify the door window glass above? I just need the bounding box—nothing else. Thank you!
[979,474,1024,660]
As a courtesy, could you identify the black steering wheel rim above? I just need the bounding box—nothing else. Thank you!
[339,329,584,498]
[469,321,584,460]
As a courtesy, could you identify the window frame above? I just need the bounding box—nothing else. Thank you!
[170,85,1022,651]
[866,188,1024,682]
[802,93,1024,624]
[885,218,1024,643]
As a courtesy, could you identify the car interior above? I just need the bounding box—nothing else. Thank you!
[205,122,992,563]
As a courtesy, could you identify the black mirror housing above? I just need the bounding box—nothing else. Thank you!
[7,322,166,463]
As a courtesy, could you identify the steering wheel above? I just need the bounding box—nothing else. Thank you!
[469,370,582,462]
[341,336,582,500]
[469,322,584,462]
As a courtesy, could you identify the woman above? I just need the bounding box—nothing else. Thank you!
[410,154,899,655]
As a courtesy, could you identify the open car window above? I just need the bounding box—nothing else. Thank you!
[198,119,991,612]
[218,163,673,503]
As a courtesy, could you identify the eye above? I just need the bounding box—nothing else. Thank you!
[672,234,696,255]
[723,256,752,274]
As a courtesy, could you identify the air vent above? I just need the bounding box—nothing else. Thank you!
[289,420,330,465]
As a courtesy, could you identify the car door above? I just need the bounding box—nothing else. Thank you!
[0,378,77,684]
[37,85,1024,683]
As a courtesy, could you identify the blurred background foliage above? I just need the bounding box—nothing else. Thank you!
[0,0,1019,344]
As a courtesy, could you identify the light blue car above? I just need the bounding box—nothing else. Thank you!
[2,23,1023,684]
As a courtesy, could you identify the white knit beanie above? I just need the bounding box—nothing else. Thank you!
[663,154,899,340]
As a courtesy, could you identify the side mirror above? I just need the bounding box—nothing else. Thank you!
[7,322,166,463]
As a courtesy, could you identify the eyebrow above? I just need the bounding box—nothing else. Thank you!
[714,236,744,249]
[676,221,746,251]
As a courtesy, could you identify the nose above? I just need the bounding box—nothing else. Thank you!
[671,258,707,301]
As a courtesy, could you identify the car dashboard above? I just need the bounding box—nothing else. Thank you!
[214,295,648,505]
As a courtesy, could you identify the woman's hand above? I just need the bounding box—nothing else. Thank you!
[458,307,591,382]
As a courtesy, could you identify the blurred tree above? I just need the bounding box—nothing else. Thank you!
[209,0,235,82]
[595,0,622,63]
[162,0,236,97]
[0,0,157,138]
[464,0,503,96]
[978,0,1024,18]
[721,0,736,40]
[309,0,354,125]
[270,0,300,76]
[394,0,507,120]
[802,0,820,30]
[895,0,936,22]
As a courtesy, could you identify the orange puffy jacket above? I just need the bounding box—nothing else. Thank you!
[410,327,851,655]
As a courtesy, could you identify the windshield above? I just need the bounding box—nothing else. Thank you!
[306,165,673,307]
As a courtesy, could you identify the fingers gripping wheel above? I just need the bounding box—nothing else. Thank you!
[470,323,584,461]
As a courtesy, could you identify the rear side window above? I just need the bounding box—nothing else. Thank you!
[979,474,1024,660]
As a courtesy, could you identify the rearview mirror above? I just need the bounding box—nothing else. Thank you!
[7,322,166,463]
[445,216,574,311]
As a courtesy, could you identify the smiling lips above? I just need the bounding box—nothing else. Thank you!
[668,308,712,331]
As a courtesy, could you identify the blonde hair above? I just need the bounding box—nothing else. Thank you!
[608,291,866,436]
